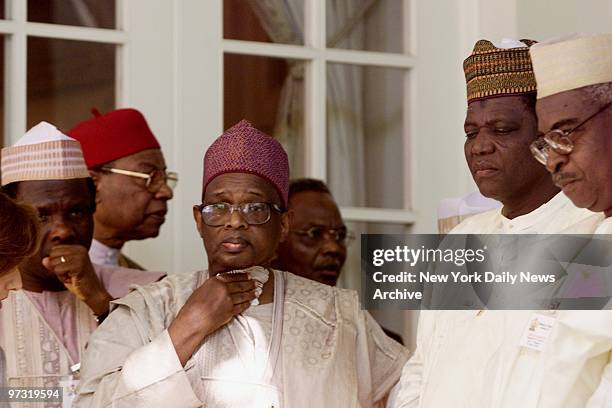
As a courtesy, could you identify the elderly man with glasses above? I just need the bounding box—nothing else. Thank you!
[523,33,612,407]
[530,33,612,234]
[75,120,408,408]
[69,108,177,270]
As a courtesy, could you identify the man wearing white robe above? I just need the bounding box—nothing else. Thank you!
[75,120,408,408]
[0,123,164,407]
[527,33,612,407]
[393,39,605,408]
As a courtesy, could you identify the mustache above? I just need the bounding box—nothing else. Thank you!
[552,171,578,185]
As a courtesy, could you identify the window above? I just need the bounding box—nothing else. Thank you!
[0,0,125,147]
[223,0,415,289]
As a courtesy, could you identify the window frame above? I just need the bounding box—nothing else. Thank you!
[0,0,127,146]
[222,0,417,226]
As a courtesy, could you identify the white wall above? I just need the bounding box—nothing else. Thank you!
[517,0,612,40]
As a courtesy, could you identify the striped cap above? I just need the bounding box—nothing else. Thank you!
[464,38,538,103]
[1,122,90,186]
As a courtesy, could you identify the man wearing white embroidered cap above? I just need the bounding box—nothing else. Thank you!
[529,33,612,408]
[0,122,164,402]
[530,33,612,234]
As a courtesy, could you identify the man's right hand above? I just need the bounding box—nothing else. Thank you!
[168,272,257,366]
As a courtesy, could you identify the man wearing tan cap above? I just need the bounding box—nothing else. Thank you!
[393,39,604,408]
[69,108,177,270]
[0,122,164,401]
[76,120,408,407]
[528,33,612,407]
[530,33,612,234]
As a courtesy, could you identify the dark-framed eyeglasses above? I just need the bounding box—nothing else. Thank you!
[530,101,612,165]
[290,226,355,246]
[102,167,178,193]
[197,202,283,226]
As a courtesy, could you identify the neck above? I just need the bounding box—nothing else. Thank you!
[19,267,66,293]
[93,223,125,249]
[258,272,274,305]
[208,264,275,305]
[500,184,560,220]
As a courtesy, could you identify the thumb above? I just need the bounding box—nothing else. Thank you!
[42,257,54,271]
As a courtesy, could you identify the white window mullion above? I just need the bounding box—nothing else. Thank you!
[5,0,27,144]
[24,22,127,43]
[304,0,326,180]
[116,0,129,106]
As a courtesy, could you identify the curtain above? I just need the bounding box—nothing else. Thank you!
[248,0,373,290]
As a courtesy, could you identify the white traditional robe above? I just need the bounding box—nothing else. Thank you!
[394,193,608,408]
[0,265,164,408]
[75,269,409,408]
[595,217,612,234]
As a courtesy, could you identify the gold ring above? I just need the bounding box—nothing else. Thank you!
[60,256,67,264]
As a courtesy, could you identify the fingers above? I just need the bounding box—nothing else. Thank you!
[215,272,251,283]
[226,280,256,293]
[48,245,88,257]
[230,289,258,305]
[232,299,253,315]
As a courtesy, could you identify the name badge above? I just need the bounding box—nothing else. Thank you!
[60,377,79,408]
[519,313,557,352]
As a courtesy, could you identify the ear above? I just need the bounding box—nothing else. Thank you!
[279,210,289,243]
[193,205,205,238]
[89,169,101,188]
[89,170,103,204]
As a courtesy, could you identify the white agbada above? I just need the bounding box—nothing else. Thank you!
[75,269,409,408]
[0,265,163,408]
[394,193,607,408]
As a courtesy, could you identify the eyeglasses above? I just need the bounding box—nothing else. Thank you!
[530,102,612,165]
[197,202,283,226]
[102,167,178,193]
[290,226,355,246]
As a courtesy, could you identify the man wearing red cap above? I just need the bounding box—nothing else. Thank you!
[69,108,177,270]
[76,120,408,408]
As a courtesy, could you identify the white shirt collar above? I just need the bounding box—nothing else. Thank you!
[497,192,570,232]
[89,239,120,266]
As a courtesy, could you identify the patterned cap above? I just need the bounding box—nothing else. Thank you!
[530,33,612,99]
[1,122,90,186]
[203,120,289,207]
[464,38,538,103]
[69,108,161,168]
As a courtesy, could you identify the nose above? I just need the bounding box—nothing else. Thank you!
[321,236,346,257]
[155,183,173,200]
[470,132,495,156]
[224,208,248,230]
[49,216,76,244]
[545,149,569,174]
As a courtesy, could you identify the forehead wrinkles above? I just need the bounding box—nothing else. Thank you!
[205,173,280,204]
[467,102,526,124]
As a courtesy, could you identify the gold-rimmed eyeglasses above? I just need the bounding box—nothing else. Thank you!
[530,102,612,166]
[102,167,178,193]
